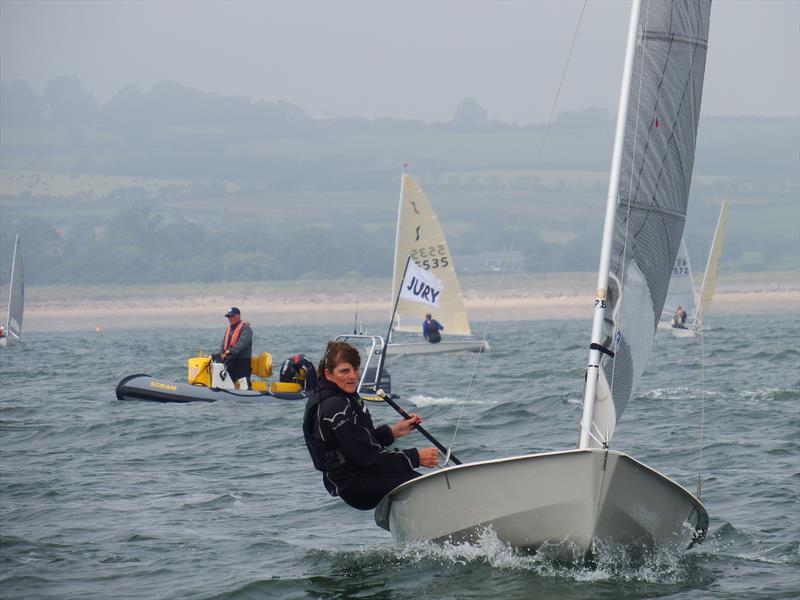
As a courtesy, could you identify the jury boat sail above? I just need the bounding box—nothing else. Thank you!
[376,0,712,554]
[387,173,488,355]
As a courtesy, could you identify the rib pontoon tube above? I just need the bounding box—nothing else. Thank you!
[115,374,307,403]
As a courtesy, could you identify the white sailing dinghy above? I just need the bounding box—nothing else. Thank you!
[386,172,489,356]
[0,236,24,347]
[661,201,729,337]
[376,0,711,555]
[662,238,697,324]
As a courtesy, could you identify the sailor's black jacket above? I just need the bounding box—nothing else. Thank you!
[304,379,420,496]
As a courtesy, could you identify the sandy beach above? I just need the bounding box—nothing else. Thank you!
[16,271,799,333]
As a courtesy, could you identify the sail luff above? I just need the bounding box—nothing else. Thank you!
[579,0,642,450]
[695,200,728,326]
[584,0,712,448]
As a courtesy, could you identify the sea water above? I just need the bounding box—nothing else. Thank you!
[1,315,798,599]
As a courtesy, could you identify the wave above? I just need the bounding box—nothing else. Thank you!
[307,527,708,586]
[407,394,466,407]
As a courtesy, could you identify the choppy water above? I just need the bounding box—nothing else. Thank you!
[1,316,798,599]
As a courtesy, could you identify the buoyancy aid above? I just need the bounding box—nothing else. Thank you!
[223,321,248,351]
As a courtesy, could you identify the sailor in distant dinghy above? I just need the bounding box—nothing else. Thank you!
[303,341,438,510]
[672,306,688,329]
[422,313,444,344]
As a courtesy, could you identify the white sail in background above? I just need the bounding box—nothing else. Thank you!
[391,173,471,335]
[695,201,729,326]
[662,239,697,321]
[5,236,24,343]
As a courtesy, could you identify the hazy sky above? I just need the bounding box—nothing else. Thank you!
[1,0,798,123]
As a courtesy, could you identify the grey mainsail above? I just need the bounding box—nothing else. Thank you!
[596,0,712,441]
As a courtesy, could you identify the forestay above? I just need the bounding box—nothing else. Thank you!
[593,0,712,444]
[391,174,471,335]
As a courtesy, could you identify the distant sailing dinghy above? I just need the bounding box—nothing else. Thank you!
[0,236,24,347]
[386,173,489,356]
[661,201,729,337]
[376,0,711,556]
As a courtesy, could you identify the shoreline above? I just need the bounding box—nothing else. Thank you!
[16,272,800,332]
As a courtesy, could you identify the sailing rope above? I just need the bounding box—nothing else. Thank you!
[445,1,589,461]
[697,330,706,498]
[538,0,588,162]
[687,6,705,501]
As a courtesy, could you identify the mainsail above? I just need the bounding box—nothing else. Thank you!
[590,0,712,446]
[695,200,728,326]
[6,236,24,341]
[391,174,471,335]
[662,238,697,321]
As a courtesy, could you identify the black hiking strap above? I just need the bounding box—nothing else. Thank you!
[590,342,615,358]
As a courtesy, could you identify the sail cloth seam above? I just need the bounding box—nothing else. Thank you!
[641,30,709,48]
[445,2,589,460]
[617,200,687,221]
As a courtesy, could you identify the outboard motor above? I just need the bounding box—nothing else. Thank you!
[361,365,391,396]
[279,354,318,391]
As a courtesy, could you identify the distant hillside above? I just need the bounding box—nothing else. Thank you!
[1,76,797,285]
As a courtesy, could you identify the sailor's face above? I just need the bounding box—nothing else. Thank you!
[327,361,359,394]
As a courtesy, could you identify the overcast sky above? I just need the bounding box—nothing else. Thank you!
[1,0,798,123]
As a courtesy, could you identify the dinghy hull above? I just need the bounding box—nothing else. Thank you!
[375,449,707,555]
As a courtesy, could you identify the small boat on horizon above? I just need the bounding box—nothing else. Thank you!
[0,235,24,348]
[660,201,729,338]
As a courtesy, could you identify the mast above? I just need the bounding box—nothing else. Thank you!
[389,166,407,333]
[578,0,641,450]
[5,235,18,331]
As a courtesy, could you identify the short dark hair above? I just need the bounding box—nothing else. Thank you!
[319,341,361,375]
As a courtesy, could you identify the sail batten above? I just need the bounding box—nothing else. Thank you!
[587,0,712,446]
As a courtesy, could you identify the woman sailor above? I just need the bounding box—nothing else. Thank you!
[303,341,438,510]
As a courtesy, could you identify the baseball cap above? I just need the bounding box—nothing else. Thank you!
[225,307,241,317]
